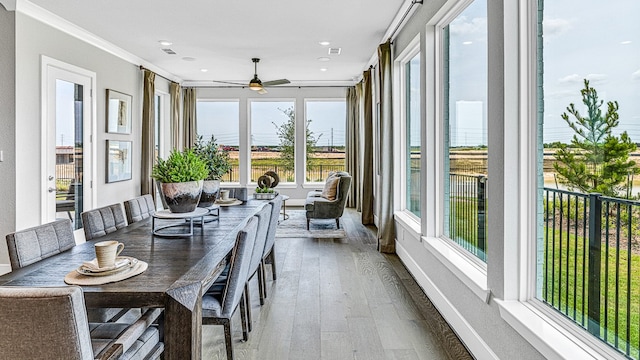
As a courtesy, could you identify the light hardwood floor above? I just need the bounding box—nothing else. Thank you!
[202,208,473,360]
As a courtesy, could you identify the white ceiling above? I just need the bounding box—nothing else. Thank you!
[23,0,407,86]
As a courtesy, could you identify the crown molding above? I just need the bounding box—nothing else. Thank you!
[0,0,16,11]
[15,0,182,83]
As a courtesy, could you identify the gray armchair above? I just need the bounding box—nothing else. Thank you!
[305,171,352,230]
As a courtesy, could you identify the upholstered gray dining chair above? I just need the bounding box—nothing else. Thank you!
[0,286,163,360]
[81,203,128,240]
[202,215,258,360]
[260,195,282,303]
[123,194,156,224]
[305,171,352,229]
[5,218,132,323]
[6,219,75,269]
[245,203,271,331]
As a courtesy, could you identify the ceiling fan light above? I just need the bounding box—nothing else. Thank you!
[249,81,262,90]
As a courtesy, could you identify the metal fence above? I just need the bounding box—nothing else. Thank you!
[543,188,640,359]
[216,163,346,183]
[448,173,487,261]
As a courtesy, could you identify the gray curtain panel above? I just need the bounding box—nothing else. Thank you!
[355,82,363,212]
[141,69,155,196]
[377,40,395,253]
[170,82,181,150]
[361,69,374,225]
[345,86,360,209]
[182,87,197,148]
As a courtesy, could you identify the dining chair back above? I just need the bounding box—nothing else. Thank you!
[123,194,156,224]
[261,195,283,300]
[81,203,127,240]
[6,219,75,269]
[202,215,258,360]
[244,204,271,329]
[0,286,163,360]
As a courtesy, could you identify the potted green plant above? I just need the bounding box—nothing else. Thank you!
[192,135,232,207]
[152,148,208,213]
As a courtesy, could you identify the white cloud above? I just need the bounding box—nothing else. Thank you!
[557,73,607,85]
[632,69,640,80]
[449,16,487,36]
[585,73,608,84]
[558,74,582,84]
[543,18,572,36]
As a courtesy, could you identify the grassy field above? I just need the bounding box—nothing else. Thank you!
[544,226,640,358]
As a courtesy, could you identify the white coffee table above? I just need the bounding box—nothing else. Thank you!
[152,207,208,237]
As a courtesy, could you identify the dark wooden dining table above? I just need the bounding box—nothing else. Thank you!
[0,199,265,360]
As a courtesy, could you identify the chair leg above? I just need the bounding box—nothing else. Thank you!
[245,282,253,332]
[223,320,234,360]
[239,293,249,341]
[336,218,340,229]
[269,248,277,281]
[258,263,265,306]
[307,218,310,230]
[261,259,269,299]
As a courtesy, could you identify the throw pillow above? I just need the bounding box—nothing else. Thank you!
[321,176,340,201]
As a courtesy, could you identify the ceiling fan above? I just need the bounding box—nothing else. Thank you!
[212,58,290,94]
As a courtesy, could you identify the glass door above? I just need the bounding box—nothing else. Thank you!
[43,60,94,230]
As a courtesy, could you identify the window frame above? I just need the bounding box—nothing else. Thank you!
[495,0,629,359]
[395,35,422,224]
[303,98,347,185]
[247,98,297,185]
[195,99,241,184]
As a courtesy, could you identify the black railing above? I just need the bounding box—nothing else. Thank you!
[543,188,640,359]
[448,173,487,261]
[216,163,346,183]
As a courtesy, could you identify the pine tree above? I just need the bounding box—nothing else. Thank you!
[553,79,637,197]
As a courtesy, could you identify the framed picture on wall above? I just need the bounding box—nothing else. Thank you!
[106,140,132,183]
[106,89,132,134]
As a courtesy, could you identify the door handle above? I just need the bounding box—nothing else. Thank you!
[48,176,54,181]
[48,187,56,193]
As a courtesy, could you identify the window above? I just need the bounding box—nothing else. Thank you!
[443,0,488,262]
[537,1,640,357]
[304,100,346,182]
[250,100,295,183]
[196,100,239,182]
[405,53,421,217]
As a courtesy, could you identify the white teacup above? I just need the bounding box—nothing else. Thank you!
[95,240,125,268]
[219,190,230,201]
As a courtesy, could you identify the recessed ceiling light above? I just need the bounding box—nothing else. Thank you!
[200,69,208,72]
[158,40,172,46]
[319,41,330,46]
[182,57,196,61]
[621,40,632,45]
[317,57,330,62]
[320,68,328,72]
[463,41,473,45]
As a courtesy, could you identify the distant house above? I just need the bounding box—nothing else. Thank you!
[56,146,75,164]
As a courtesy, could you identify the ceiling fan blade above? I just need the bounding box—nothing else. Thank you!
[257,88,268,95]
[212,80,246,86]
[262,79,290,87]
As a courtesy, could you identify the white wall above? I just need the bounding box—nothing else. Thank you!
[391,0,544,359]
[2,12,173,270]
[197,86,347,203]
[0,5,16,270]
[14,12,146,233]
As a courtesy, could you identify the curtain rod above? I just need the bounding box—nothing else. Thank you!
[388,0,424,42]
[139,66,178,84]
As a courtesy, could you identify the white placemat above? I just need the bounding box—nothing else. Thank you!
[65,259,148,286]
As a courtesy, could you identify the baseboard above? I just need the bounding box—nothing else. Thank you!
[0,264,11,276]
[396,241,498,360]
